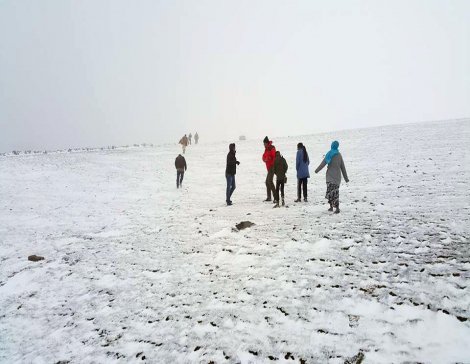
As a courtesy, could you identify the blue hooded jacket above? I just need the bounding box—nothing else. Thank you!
[296,149,310,179]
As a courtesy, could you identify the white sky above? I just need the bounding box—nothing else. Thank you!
[1,0,469,152]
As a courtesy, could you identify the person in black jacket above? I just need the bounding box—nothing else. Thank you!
[273,151,288,207]
[225,143,240,205]
[175,154,187,188]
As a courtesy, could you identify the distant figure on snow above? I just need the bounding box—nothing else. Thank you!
[194,132,199,145]
[262,136,276,202]
[188,133,192,145]
[315,141,349,213]
[175,154,187,188]
[225,143,240,205]
[295,142,310,202]
[179,134,189,154]
[273,150,288,208]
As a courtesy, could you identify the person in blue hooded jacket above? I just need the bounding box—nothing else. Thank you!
[315,140,349,213]
[295,142,310,202]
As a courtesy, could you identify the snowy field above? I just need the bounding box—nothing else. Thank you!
[1,119,469,363]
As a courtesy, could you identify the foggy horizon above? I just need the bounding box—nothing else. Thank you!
[2,117,468,153]
[1,0,469,153]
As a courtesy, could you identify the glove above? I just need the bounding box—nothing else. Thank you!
[236,161,240,165]
[345,178,349,183]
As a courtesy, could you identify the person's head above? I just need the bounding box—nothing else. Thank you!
[229,143,236,152]
[297,142,303,150]
[331,141,339,150]
[263,136,269,147]
[275,150,280,156]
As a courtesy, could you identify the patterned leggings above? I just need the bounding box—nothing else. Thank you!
[325,182,339,208]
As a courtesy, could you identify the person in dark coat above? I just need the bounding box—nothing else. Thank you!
[273,151,288,207]
[175,154,187,188]
[262,136,276,202]
[225,143,240,205]
[315,140,349,213]
[295,142,310,202]
[188,133,192,145]
[194,132,199,145]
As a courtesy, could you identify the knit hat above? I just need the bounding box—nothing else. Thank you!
[263,136,269,144]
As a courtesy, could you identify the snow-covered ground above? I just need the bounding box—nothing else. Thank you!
[1,120,469,363]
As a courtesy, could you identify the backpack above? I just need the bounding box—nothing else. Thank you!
[282,156,288,182]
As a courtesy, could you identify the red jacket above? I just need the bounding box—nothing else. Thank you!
[262,142,276,170]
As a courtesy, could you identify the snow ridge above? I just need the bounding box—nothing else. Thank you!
[1,120,469,363]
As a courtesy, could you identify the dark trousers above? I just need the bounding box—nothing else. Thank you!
[297,178,308,199]
[226,174,236,202]
[176,170,184,187]
[275,179,285,202]
[265,168,275,199]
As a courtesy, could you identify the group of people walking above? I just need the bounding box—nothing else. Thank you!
[179,132,199,154]
[174,132,199,187]
[225,136,349,212]
[174,134,349,213]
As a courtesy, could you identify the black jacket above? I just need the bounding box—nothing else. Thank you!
[273,152,288,178]
[175,155,187,170]
[226,150,238,175]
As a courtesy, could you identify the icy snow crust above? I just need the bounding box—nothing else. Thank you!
[1,120,469,363]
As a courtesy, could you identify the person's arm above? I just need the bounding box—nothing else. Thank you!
[227,153,237,168]
[296,152,300,170]
[315,159,326,173]
[340,155,348,182]
[284,158,288,173]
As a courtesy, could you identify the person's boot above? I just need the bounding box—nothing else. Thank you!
[334,206,340,214]
[304,198,308,202]
[294,197,301,202]
[264,197,272,202]
[328,203,333,212]
[273,202,280,208]
[282,198,285,206]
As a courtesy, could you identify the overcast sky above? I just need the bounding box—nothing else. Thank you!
[0,0,469,152]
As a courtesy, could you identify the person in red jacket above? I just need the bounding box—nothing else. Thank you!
[262,136,277,202]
